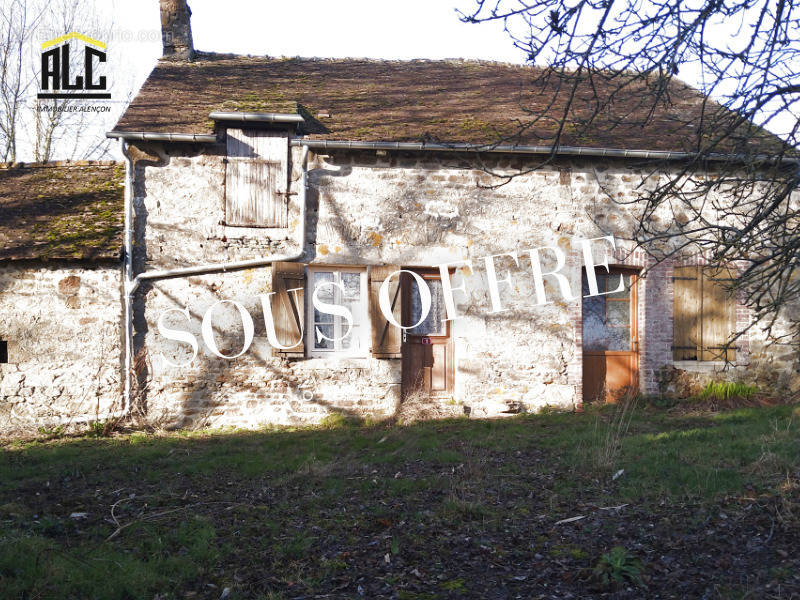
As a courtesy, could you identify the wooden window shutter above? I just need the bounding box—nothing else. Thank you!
[369,265,402,357]
[271,262,305,357]
[673,265,736,361]
[225,128,289,228]
[673,265,701,360]
[701,266,736,362]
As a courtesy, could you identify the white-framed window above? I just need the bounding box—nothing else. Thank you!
[306,267,368,358]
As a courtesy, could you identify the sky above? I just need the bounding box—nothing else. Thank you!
[111,0,528,102]
[17,0,526,161]
[12,0,797,160]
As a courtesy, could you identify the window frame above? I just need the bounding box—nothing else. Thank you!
[581,268,638,353]
[305,266,369,359]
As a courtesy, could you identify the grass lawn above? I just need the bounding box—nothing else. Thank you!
[1,402,799,599]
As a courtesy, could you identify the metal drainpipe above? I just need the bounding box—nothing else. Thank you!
[39,141,137,427]
[121,139,135,419]
[118,144,310,420]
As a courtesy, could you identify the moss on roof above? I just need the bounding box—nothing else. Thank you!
[0,162,123,261]
[112,54,787,154]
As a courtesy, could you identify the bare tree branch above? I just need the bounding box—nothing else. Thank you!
[460,0,800,350]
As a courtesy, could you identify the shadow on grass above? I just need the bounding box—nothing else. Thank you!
[0,405,798,599]
[2,404,798,499]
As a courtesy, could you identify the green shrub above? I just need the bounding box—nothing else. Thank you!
[698,381,758,402]
[37,425,65,439]
[594,546,644,587]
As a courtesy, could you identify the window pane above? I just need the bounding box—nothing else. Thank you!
[314,324,334,349]
[582,270,610,296]
[608,326,631,351]
[314,308,334,324]
[410,279,446,335]
[583,295,608,350]
[605,273,631,299]
[313,272,335,323]
[607,300,630,327]
[313,272,334,301]
[341,325,360,350]
[341,272,361,300]
[343,300,362,326]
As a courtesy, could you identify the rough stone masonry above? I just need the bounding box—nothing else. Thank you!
[128,144,798,430]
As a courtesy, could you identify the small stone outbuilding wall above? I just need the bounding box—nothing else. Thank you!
[0,263,122,432]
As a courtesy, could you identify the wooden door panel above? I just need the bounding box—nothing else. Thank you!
[582,354,606,403]
[583,353,637,402]
[605,354,637,395]
[401,270,454,399]
[431,343,447,392]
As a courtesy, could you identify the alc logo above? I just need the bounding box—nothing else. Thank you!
[38,32,110,100]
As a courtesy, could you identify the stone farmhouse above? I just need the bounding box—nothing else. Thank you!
[0,0,797,433]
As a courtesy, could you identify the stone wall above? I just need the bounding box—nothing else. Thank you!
[129,145,683,426]
[0,263,122,433]
[139,270,401,428]
[126,142,799,428]
[0,145,794,434]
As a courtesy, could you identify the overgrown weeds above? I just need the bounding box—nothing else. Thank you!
[698,381,758,403]
[590,388,639,473]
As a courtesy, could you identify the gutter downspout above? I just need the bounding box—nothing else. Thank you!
[118,144,310,420]
[122,139,135,420]
[36,145,137,428]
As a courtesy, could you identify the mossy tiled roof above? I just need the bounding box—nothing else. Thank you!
[113,54,785,154]
[0,162,123,261]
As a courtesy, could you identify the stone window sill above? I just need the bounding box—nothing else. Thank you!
[673,360,741,373]
[293,357,371,370]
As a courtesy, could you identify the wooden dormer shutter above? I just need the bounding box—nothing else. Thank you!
[225,128,288,228]
[271,262,305,357]
[369,265,402,357]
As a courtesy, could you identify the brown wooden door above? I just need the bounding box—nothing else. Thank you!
[582,267,639,403]
[401,270,454,399]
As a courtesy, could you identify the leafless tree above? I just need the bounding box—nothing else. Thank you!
[0,0,45,161]
[0,0,126,162]
[460,0,800,344]
[31,0,117,162]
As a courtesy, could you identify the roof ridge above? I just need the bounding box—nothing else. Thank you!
[184,51,540,70]
[161,53,706,85]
